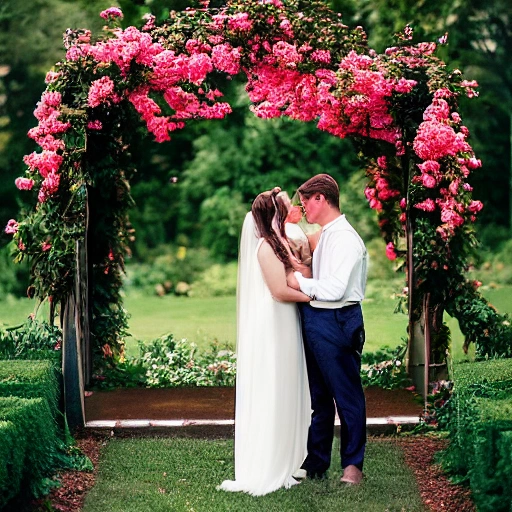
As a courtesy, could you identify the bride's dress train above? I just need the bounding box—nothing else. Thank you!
[218,217,311,496]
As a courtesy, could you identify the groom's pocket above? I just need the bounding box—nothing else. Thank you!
[351,326,365,356]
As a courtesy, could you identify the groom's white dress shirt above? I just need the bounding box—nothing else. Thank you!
[294,215,368,309]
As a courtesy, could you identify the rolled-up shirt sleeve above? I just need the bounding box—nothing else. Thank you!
[295,232,362,301]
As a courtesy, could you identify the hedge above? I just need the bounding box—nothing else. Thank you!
[470,397,512,512]
[440,359,512,512]
[0,396,60,505]
[0,360,92,507]
[0,420,24,507]
[0,359,61,423]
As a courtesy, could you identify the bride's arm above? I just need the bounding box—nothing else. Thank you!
[257,241,311,302]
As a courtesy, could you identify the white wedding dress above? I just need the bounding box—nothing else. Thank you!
[219,212,311,496]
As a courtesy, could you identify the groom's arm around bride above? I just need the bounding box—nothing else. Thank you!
[289,173,368,486]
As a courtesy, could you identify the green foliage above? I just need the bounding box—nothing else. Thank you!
[200,187,247,261]
[0,397,60,501]
[439,359,512,482]
[470,398,512,512]
[470,238,512,287]
[92,332,237,388]
[0,243,30,299]
[445,281,512,359]
[190,262,238,298]
[0,359,60,422]
[0,419,23,507]
[135,334,236,388]
[360,342,411,389]
[0,317,62,361]
[0,361,93,505]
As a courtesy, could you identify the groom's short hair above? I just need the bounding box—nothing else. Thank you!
[298,174,339,208]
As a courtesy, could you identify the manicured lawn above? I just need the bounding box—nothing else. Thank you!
[0,295,52,328]
[1,284,510,361]
[124,292,237,353]
[123,291,409,357]
[82,437,426,512]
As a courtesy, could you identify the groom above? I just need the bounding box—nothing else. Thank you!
[288,173,368,485]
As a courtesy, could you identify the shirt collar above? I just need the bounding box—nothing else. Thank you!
[322,214,345,231]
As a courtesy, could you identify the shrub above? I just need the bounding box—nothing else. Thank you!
[439,359,512,511]
[137,334,236,388]
[0,361,92,506]
[190,262,238,298]
[470,397,512,512]
[0,243,30,300]
[94,334,237,388]
[0,396,60,502]
[0,317,61,362]
[361,342,411,389]
[0,359,61,423]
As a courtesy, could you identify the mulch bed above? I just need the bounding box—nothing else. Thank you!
[30,431,476,512]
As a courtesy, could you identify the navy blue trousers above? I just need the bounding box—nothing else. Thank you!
[299,302,366,473]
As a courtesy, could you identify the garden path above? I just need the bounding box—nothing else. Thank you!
[85,386,423,434]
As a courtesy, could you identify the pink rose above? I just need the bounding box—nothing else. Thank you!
[5,219,19,234]
[467,200,483,213]
[421,174,437,189]
[15,177,34,191]
[100,7,123,20]
[386,242,397,261]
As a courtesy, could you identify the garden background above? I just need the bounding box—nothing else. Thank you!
[1,0,510,361]
[0,1,511,510]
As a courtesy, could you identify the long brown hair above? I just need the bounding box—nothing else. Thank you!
[252,188,292,272]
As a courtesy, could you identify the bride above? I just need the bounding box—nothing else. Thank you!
[218,187,312,496]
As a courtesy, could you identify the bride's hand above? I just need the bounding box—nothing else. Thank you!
[291,260,311,278]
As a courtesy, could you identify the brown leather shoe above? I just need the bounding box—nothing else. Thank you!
[340,465,363,485]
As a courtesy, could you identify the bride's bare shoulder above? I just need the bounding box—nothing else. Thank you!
[257,239,279,263]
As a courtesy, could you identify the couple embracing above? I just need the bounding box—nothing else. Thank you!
[219,174,368,496]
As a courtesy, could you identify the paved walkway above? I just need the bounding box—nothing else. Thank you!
[85,386,424,434]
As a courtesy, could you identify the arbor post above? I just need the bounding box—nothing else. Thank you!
[61,187,91,429]
[61,282,85,430]
[405,204,430,401]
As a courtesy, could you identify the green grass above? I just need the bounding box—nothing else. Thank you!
[1,284,511,361]
[0,295,39,328]
[82,437,426,512]
[122,291,408,358]
[123,292,237,354]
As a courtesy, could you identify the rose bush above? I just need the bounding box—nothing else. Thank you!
[5,1,510,378]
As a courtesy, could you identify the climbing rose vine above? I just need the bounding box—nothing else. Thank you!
[5,0,511,373]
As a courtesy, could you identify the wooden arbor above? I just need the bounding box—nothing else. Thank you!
[9,2,493,427]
